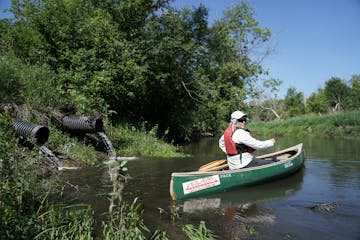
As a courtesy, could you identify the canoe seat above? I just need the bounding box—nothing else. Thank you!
[277,153,292,160]
[263,151,296,161]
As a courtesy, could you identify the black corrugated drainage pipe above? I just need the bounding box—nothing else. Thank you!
[62,116,103,133]
[12,119,49,145]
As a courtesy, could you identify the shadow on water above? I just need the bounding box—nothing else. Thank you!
[58,136,360,240]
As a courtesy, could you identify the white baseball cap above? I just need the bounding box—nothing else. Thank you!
[231,110,247,120]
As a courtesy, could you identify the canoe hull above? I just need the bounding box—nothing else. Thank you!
[170,143,304,200]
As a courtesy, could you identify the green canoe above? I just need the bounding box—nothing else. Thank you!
[170,143,305,200]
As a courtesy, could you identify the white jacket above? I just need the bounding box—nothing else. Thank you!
[219,128,274,169]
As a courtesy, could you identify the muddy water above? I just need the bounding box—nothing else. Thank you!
[59,136,360,239]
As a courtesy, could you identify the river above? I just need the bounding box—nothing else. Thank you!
[59,136,360,239]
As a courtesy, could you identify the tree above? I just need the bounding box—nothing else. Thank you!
[348,75,360,110]
[248,78,283,121]
[306,89,328,114]
[6,0,168,115]
[139,1,272,140]
[0,19,11,54]
[284,87,305,118]
[204,1,272,130]
[324,77,350,112]
[2,0,273,142]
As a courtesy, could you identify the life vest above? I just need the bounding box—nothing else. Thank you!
[224,124,255,155]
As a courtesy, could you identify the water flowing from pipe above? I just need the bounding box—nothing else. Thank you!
[96,131,129,214]
[97,131,116,160]
[37,144,63,170]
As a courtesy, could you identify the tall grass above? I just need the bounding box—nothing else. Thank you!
[102,198,149,240]
[182,221,217,240]
[0,113,41,239]
[249,111,360,139]
[35,204,94,240]
[46,125,99,165]
[108,124,187,158]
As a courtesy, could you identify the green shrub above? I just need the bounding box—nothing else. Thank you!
[0,54,64,111]
[0,54,23,103]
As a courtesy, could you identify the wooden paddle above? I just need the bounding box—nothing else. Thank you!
[198,159,227,171]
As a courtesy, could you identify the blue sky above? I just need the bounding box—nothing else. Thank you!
[1,0,359,98]
[173,0,360,98]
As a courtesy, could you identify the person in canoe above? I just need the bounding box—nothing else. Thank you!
[219,110,276,169]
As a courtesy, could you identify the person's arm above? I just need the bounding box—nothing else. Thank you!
[219,135,227,153]
[233,129,274,150]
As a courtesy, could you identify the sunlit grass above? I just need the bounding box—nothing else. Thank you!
[46,125,98,165]
[249,110,360,139]
[44,122,187,166]
[108,124,187,158]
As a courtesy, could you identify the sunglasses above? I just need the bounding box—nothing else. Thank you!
[238,118,247,123]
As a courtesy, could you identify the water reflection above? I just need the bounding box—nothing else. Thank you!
[178,169,304,239]
[182,168,304,213]
[57,136,360,240]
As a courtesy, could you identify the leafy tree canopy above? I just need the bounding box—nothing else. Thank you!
[2,0,272,141]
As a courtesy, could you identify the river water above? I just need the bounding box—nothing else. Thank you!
[59,136,360,240]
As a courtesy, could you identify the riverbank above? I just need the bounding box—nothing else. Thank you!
[2,108,359,239]
[0,103,186,168]
[46,122,186,168]
[248,110,360,139]
[0,112,209,239]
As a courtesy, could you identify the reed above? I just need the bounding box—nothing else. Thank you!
[182,221,217,240]
[102,198,149,240]
[35,204,94,240]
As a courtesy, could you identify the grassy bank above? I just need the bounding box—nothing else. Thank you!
[248,110,360,139]
[45,122,186,167]
[0,113,214,239]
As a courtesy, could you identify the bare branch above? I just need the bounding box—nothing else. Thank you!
[180,80,203,104]
[259,105,281,120]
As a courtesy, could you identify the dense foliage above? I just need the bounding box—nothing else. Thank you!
[0,0,271,141]
[0,0,358,139]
